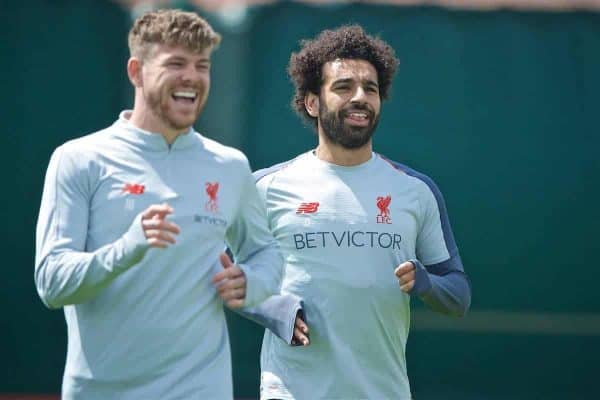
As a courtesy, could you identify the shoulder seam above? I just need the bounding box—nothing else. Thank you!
[377,153,459,259]
[255,154,304,224]
[377,153,407,175]
[377,153,432,190]
[254,153,304,183]
[377,153,426,229]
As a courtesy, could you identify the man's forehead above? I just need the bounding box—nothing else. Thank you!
[150,43,212,60]
[322,58,378,82]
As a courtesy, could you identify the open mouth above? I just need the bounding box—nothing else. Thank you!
[172,90,198,104]
[343,109,372,125]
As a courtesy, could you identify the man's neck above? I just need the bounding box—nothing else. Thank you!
[128,108,186,145]
[315,135,372,166]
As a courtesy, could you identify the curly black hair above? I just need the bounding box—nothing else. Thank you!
[288,25,399,126]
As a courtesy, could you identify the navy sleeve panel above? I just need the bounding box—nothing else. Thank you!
[410,259,471,317]
[378,154,471,316]
[237,294,303,345]
[379,154,462,267]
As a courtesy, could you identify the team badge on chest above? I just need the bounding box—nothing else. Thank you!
[376,195,392,224]
[205,182,219,213]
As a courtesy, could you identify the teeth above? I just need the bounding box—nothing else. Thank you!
[173,91,197,99]
[348,112,367,119]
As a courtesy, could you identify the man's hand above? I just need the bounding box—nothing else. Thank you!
[395,261,416,293]
[141,204,180,248]
[291,311,310,346]
[212,253,247,309]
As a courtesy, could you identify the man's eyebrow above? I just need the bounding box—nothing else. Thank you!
[331,78,354,85]
[330,78,379,88]
[164,55,186,62]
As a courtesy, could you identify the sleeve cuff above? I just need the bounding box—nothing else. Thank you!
[284,297,304,345]
[237,294,303,345]
[409,259,433,296]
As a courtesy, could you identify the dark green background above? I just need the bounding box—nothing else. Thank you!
[2,1,598,398]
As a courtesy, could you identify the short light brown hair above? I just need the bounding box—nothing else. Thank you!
[128,9,221,60]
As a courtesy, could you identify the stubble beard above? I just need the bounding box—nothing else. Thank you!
[146,86,202,132]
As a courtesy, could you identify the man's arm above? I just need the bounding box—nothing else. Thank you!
[223,163,283,309]
[221,166,309,344]
[214,251,310,345]
[396,258,471,317]
[395,173,471,317]
[35,146,179,309]
[238,294,309,345]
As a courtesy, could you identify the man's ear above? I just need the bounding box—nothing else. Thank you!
[127,57,143,88]
[304,92,319,118]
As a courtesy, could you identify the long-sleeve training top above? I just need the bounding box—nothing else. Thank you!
[35,111,282,400]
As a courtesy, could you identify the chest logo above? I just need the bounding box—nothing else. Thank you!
[122,183,145,195]
[205,182,219,213]
[296,202,320,214]
[376,195,392,224]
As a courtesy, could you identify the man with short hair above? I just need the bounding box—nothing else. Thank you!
[249,25,471,399]
[35,9,282,399]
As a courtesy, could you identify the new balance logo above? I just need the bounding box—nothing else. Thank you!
[123,183,145,195]
[296,202,320,214]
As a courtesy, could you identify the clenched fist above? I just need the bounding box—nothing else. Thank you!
[394,261,416,293]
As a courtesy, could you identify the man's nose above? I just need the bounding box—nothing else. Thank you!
[351,86,367,103]
[181,64,203,81]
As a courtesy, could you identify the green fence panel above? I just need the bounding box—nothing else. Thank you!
[2,1,598,399]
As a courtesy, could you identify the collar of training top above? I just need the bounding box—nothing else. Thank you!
[114,110,199,151]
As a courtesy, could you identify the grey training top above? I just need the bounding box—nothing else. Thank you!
[35,111,283,399]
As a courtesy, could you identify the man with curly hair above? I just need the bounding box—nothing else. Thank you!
[35,9,282,399]
[246,25,471,399]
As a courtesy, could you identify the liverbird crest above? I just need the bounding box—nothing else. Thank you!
[205,182,219,213]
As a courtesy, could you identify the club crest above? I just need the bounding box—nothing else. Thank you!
[205,182,219,213]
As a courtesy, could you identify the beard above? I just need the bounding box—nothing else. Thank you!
[145,84,204,131]
[319,100,379,149]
